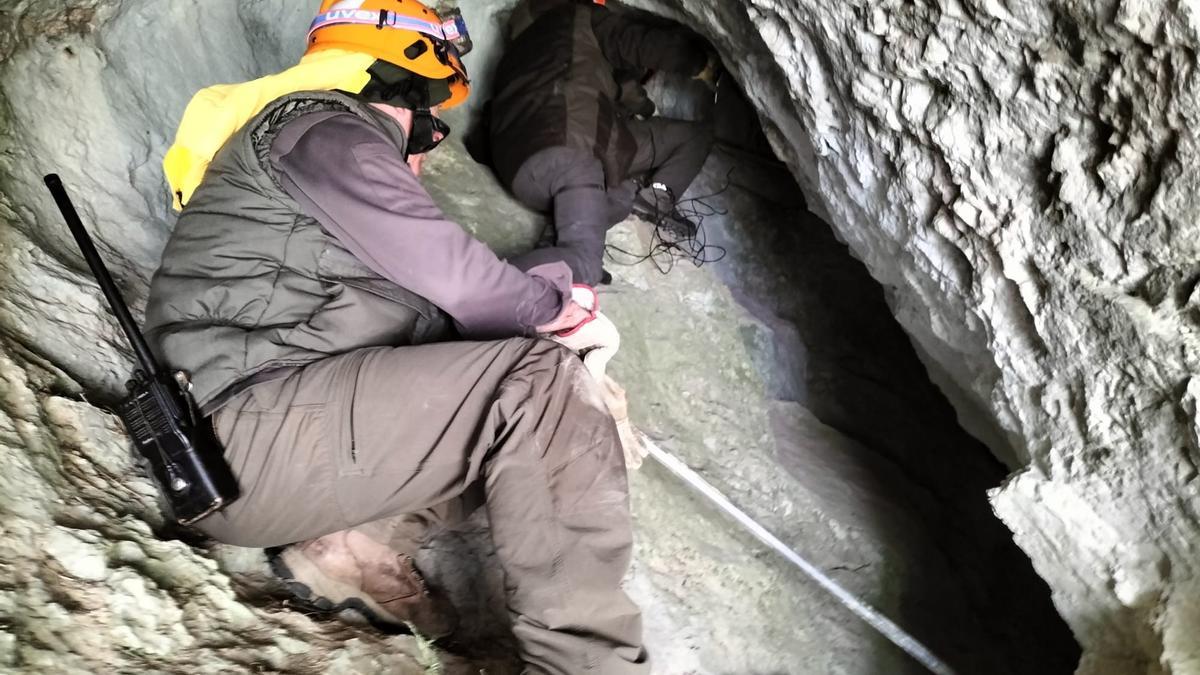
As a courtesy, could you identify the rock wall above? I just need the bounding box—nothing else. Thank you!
[2,0,1194,673]
[0,351,433,673]
[626,0,1200,672]
[0,5,434,672]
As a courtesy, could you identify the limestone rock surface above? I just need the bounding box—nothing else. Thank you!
[0,350,431,673]
[625,0,1200,672]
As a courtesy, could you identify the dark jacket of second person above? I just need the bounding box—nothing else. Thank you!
[487,1,707,191]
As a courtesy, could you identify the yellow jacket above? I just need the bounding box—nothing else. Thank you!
[163,49,374,210]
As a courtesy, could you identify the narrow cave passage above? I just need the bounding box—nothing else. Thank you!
[433,3,1082,672]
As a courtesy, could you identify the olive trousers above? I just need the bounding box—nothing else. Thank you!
[197,338,648,674]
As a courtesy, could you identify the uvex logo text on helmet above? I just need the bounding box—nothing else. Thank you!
[309,9,450,40]
[323,9,381,22]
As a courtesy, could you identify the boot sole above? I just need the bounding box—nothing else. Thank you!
[271,548,412,634]
[629,209,698,242]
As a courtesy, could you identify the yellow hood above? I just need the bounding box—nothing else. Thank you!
[163,49,375,211]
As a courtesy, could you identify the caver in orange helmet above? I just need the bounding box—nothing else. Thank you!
[306,0,471,109]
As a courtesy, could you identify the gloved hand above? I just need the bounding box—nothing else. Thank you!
[543,285,620,380]
[549,310,620,381]
[599,375,647,470]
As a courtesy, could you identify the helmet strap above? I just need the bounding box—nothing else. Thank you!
[407,108,451,158]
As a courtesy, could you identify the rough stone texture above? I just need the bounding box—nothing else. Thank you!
[0,351,431,673]
[425,32,1075,669]
[5,0,1187,673]
[625,0,1200,673]
[401,96,1041,674]
[0,2,426,672]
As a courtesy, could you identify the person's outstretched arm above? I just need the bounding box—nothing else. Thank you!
[272,111,578,339]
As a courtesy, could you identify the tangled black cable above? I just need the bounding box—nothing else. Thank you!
[606,169,732,274]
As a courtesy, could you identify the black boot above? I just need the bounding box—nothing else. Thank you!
[630,183,698,240]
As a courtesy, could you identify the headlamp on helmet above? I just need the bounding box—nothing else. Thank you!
[438,7,474,58]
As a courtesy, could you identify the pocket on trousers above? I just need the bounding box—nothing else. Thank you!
[327,350,372,478]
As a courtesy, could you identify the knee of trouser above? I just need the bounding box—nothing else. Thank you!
[553,151,606,190]
[512,189,550,214]
[554,183,610,228]
[515,341,606,411]
[517,338,576,371]
[520,343,623,455]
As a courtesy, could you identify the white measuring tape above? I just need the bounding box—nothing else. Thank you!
[642,438,958,675]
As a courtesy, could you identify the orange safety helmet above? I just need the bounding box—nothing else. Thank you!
[306,0,471,108]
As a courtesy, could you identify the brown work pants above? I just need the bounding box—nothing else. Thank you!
[196,338,648,674]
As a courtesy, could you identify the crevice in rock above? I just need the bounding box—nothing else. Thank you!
[621,38,1079,673]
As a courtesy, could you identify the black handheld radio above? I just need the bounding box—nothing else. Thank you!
[43,174,239,525]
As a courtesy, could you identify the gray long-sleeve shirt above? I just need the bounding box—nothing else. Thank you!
[270,110,570,338]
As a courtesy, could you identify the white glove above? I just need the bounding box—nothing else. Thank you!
[549,310,620,381]
[599,375,647,470]
[546,285,620,381]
